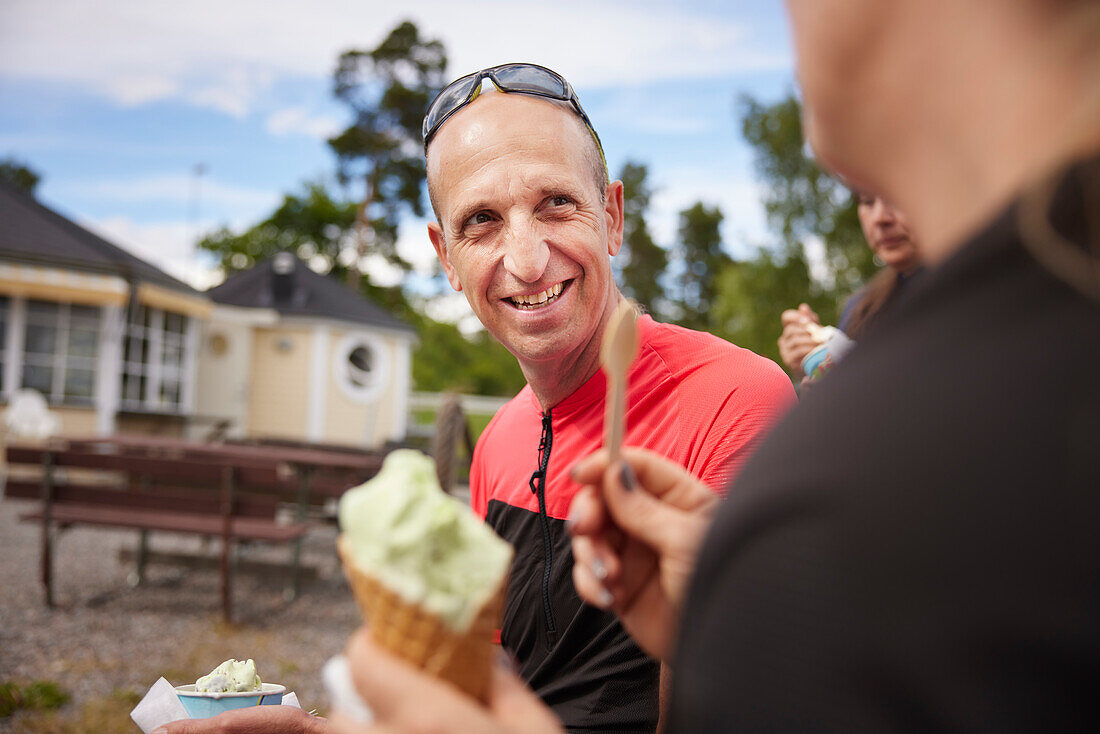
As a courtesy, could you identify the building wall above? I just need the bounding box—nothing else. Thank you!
[247,326,312,441]
[321,328,413,448]
[52,406,99,436]
[193,318,255,440]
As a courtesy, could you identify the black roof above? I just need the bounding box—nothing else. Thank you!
[206,254,416,334]
[0,180,199,293]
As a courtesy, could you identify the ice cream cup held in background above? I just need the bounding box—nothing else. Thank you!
[173,683,286,718]
[801,325,854,380]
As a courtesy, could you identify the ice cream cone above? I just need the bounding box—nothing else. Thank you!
[337,535,504,703]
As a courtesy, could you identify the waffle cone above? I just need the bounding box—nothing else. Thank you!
[337,535,503,703]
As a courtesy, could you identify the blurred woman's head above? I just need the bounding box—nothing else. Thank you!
[856,194,920,274]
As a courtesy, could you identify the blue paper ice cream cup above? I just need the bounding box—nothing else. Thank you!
[175,683,286,718]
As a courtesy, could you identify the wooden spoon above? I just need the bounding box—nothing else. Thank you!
[601,300,639,463]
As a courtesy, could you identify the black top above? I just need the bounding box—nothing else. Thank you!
[837,267,922,335]
[670,156,1100,733]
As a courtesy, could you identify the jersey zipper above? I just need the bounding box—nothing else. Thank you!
[529,410,558,648]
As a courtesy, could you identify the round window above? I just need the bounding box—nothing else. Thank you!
[347,346,373,387]
[334,334,389,403]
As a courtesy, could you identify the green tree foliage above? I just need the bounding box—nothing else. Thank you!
[198,182,357,274]
[674,202,731,331]
[710,251,816,366]
[197,183,420,322]
[411,315,525,397]
[704,93,883,370]
[616,161,669,318]
[738,93,876,300]
[328,21,447,280]
[0,157,41,195]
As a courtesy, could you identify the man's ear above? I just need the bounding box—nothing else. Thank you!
[604,180,625,257]
[428,222,462,292]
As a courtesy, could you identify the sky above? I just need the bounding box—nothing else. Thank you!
[0,0,797,322]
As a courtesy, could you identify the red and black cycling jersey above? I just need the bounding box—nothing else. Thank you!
[472,316,795,732]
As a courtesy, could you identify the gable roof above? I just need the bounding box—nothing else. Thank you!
[206,253,416,334]
[0,180,198,293]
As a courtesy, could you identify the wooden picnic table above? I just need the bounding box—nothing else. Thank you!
[4,434,385,621]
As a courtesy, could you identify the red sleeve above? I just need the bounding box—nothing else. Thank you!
[692,358,797,494]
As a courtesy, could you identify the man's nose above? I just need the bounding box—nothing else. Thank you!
[501,219,550,283]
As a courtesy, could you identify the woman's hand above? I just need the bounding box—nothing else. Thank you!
[327,629,563,734]
[568,448,719,662]
[778,303,821,377]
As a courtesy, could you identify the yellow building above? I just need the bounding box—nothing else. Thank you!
[0,182,415,448]
[0,181,210,437]
[200,252,415,449]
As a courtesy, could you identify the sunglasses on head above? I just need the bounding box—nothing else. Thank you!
[422,62,606,168]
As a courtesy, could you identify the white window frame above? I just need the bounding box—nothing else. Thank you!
[119,304,195,414]
[16,299,101,406]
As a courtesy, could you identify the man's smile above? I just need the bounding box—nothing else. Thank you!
[506,280,569,310]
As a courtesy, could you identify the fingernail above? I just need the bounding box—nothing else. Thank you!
[597,587,614,609]
[619,463,635,491]
[591,557,607,581]
[565,504,580,532]
[569,461,581,480]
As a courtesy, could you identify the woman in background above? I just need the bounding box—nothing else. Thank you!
[778,194,923,381]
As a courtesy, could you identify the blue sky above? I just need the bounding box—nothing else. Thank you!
[0,0,796,319]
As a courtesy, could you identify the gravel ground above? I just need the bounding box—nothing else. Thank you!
[0,493,363,732]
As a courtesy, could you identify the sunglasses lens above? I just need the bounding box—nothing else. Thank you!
[424,74,481,138]
[492,64,567,97]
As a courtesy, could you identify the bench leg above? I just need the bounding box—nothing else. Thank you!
[221,537,233,624]
[287,466,312,601]
[129,530,149,587]
[286,538,303,602]
[41,524,54,608]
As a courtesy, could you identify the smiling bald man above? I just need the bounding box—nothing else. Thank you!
[423,64,794,732]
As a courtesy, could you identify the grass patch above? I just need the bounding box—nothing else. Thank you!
[12,688,140,734]
[0,679,70,717]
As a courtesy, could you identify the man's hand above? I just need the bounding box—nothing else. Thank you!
[568,448,719,662]
[326,629,563,734]
[154,704,325,734]
[778,303,821,378]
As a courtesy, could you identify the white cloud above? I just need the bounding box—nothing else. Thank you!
[266,106,343,139]
[79,216,222,290]
[0,0,790,117]
[648,166,770,259]
[102,74,179,106]
[55,174,280,214]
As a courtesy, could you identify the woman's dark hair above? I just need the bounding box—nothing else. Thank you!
[842,267,900,340]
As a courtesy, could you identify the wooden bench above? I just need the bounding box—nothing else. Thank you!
[3,441,315,622]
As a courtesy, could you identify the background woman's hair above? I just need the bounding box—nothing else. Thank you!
[843,267,900,340]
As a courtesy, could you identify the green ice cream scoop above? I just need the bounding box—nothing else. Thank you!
[195,658,262,692]
[338,449,513,631]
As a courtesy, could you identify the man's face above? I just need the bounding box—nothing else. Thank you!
[857,194,920,272]
[426,93,623,368]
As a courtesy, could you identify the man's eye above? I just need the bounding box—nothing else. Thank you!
[466,211,493,227]
[549,196,572,207]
